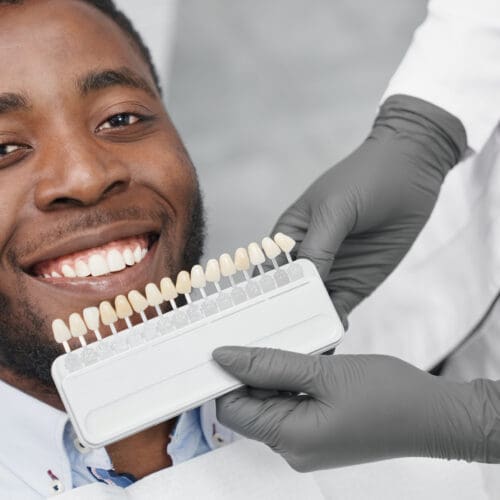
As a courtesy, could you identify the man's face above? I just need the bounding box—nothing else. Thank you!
[0,0,204,384]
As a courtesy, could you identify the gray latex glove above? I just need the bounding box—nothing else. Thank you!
[273,94,467,324]
[213,346,500,472]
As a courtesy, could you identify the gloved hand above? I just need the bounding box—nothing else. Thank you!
[213,346,500,472]
[272,94,467,324]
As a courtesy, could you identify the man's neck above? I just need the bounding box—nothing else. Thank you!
[106,420,176,479]
[0,367,175,480]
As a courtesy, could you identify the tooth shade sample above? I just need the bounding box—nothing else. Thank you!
[234,248,250,271]
[274,233,296,253]
[128,290,149,313]
[83,307,100,331]
[107,249,126,272]
[160,277,178,301]
[205,259,221,282]
[115,295,133,318]
[176,271,192,295]
[248,242,266,265]
[123,248,135,266]
[88,254,109,277]
[262,237,281,259]
[52,319,71,343]
[219,253,237,277]
[75,260,91,277]
[61,264,76,278]
[191,265,206,288]
[69,313,87,337]
[145,283,163,306]
[99,301,118,325]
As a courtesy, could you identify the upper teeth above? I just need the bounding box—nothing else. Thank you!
[44,245,148,279]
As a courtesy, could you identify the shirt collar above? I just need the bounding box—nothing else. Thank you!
[0,379,72,497]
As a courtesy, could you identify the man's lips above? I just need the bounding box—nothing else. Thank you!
[21,220,161,276]
[33,233,153,278]
[34,239,160,300]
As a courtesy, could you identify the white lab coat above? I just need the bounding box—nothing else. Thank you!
[338,0,500,375]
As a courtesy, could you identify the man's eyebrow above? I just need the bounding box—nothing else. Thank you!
[0,93,31,115]
[77,67,158,99]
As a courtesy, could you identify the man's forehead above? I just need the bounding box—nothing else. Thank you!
[0,0,155,97]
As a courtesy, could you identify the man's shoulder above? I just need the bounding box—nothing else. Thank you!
[0,461,44,500]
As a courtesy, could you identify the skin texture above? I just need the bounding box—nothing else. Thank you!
[0,0,204,479]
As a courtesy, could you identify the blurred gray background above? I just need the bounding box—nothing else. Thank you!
[118,0,427,259]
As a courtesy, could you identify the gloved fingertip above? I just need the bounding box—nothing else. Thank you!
[212,346,249,369]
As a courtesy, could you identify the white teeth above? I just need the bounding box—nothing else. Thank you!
[248,242,266,266]
[83,307,100,331]
[99,301,118,325]
[176,270,192,295]
[191,265,206,289]
[205,259,221,283]
[75,260,91,277]
[128,290,149,313]
[262,237,281,259]
[107,249,126,272]
[123,248,135,266]
[69,313,87,337]
[43,241,148,281]
[61,264,77,278]
[52,319,71,343]
[88,254,110,277]
[274,233,296,253]
[145,283,164,306]
[219,253,237,277]
[115,294,133,319]
[133,246,142,263]
[234,248,250,271]
[160,277,178,301]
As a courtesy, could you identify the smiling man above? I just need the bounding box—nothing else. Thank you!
[0,0,234,497]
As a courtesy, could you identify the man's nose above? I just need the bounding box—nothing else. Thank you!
[34,140,131,210]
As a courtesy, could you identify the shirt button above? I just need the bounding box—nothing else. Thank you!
[212,432,225,448]
[49,479,65,496]
[73,436,90,454]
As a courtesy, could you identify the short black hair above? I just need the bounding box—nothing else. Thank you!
[0,0,162,93]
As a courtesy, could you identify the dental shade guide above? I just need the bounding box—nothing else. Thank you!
[234,247,251,281]
[99,301,118,335]
[51,234,344,449]
[145,283,163,316]
[83,307,102,341]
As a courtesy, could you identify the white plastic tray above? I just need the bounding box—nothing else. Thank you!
[52,259,344,448]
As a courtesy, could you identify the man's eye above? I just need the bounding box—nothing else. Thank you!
[97,113,142,131]
[0,144,23,156]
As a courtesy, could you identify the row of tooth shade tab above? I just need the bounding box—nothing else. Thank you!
[52,233,299,366]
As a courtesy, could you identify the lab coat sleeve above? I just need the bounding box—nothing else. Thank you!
[382,0,500,152]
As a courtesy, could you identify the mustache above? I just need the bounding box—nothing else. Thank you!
[10,206,171,266]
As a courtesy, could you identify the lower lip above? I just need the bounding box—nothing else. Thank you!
[31,240,160,299]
